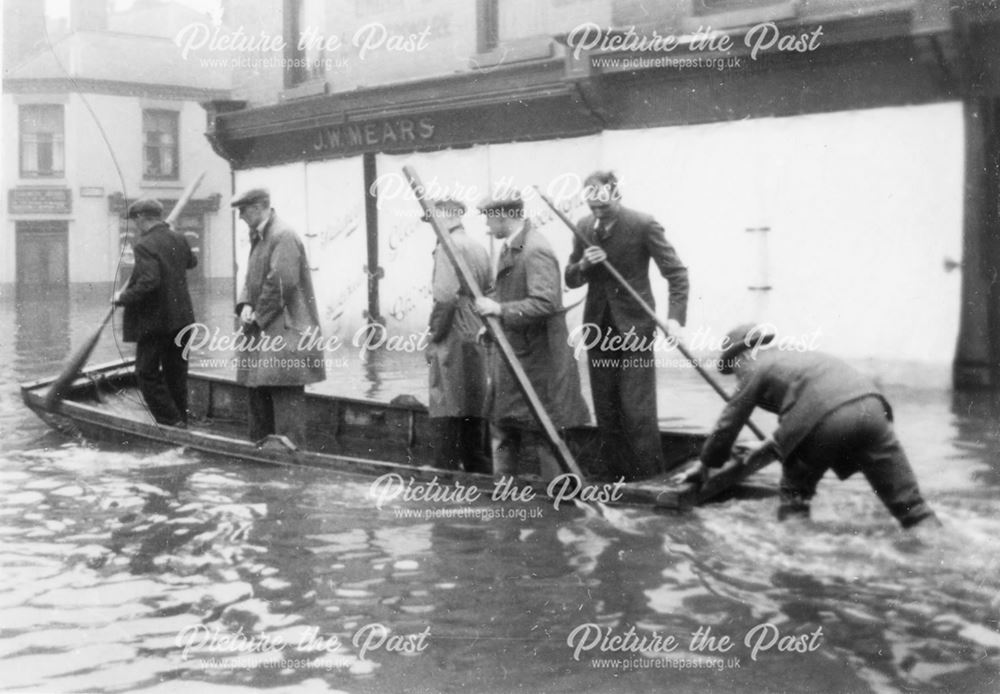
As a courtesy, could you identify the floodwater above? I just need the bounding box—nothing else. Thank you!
[1,286,999,694]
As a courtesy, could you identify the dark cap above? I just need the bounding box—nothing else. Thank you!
[230,187,270,209]
[421,198,467,223]
[127,197,164,219]
[718,323,776,374]
[477,190,524,217]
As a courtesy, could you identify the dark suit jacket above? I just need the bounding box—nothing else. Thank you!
[701,349,890,473]
[488,223,590,429]
[565,206,688,333]
[117,221,196,342]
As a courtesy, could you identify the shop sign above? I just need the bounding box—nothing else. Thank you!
[8,187,72,214]
[313,117,435,153]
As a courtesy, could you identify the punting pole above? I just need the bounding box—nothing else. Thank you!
[535,186,766,441]
[403,166,586,479]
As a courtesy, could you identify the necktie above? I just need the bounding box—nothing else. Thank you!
[595,219,610,242]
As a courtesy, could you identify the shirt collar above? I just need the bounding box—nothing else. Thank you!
[140,220,167,236]
[251,210,273,240]
[503,221,527,251]
[594,217,617,232]
[256,210,273,234]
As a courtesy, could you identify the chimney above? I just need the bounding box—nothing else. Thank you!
[71,0,108,33]
[3,0,46,68]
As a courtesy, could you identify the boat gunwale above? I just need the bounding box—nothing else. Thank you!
[20,358,772,510]
[21,386,684,507]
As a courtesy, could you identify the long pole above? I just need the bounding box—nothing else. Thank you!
[403,166,586,479]
[535,187,766,441]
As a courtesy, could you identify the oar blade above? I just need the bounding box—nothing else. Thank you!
[43,306,116,411]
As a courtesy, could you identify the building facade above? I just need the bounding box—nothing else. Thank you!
[198,0,997,387]
[2,5,234,300]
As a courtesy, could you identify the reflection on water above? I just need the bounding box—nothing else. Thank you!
[1,289,999,693]
[15,292,70,378]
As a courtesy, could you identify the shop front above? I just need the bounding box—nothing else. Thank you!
[206,11,987,380]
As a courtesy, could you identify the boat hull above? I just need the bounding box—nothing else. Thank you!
[20,359,774,510]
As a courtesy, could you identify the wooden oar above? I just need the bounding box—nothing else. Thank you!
[535,187,766,441]
[403,166,585,479]
[43,171,207,411]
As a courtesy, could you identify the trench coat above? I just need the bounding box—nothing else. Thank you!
[487,223,590,429]
[235,211,325,388]
[118,221,197,342]
[427,228,491,418]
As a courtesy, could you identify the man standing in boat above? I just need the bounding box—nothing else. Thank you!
[423,198,492,473]
[232,188,325,447]
[565,171,689,480]
[675,323,939,529]
[114,198,197,427]
[474,191,589,480]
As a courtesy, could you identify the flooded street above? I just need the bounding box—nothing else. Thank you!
[1,288,999,694]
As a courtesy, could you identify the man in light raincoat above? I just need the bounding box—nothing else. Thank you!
[423,198,492,473]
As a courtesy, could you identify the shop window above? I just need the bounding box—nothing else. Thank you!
[19,105,65,178]
[143,110,179,179]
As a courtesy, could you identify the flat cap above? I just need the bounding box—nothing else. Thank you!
[230,187,270,208]
[127,197,164,219]
[718,323,776,374]
[421,197,467,223]
[477,190,524,217]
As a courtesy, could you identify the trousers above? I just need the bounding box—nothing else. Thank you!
[135,331,188,426]
[491,421,562,481]
[779,395,936,528]
[430,417,492,473]
[247,385,307,446]
[587,310,664,480]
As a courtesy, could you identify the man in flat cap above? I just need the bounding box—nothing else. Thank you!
[674,323,938,529]
[232,187,325,446]
[114,197,197,427]
[422,198,492,472]
[565,170,688,481]
[474,191,589,480]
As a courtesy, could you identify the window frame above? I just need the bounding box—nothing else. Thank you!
[142,108,180,181]
[19,104,65,179]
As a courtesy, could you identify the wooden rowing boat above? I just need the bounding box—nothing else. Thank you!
[20,359,773,510]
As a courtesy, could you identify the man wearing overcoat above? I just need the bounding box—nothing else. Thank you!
[114,197,197,427]
[474,192,590,480]
[232,188,325,446]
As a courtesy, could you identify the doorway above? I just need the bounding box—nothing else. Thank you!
[16,220,69,296]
